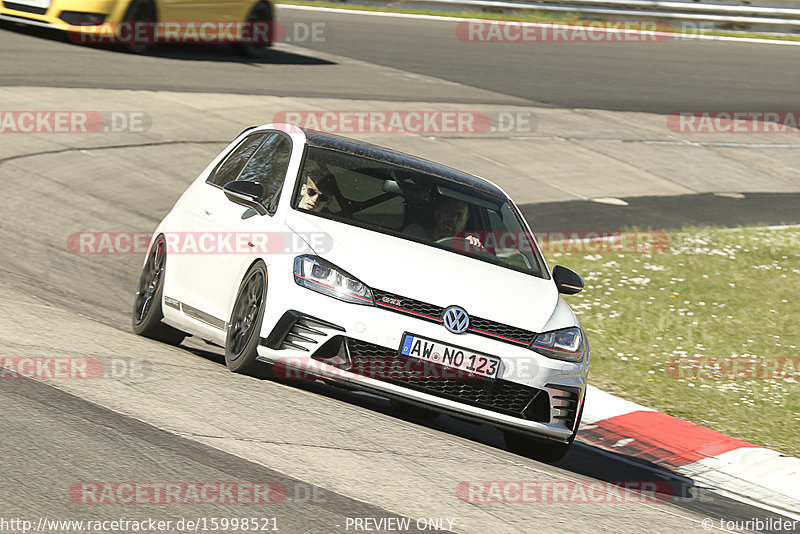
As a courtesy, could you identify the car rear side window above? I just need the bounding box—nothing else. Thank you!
[208,133,266,187]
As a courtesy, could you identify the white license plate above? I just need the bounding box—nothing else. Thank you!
[399,333,501,379]
[10,0,51,8]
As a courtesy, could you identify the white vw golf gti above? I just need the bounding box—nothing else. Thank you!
[133,124,590,462]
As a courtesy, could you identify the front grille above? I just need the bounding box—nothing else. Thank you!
[468,317,536,345]
[3,2,47,14]
[372,289,537,347]
[59,11,107,25]
[373,289,443,321]
[346,338,549,420]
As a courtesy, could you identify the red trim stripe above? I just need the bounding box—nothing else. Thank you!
[294,274,373,303]
[377,302,442,322]
[469,327,527,345]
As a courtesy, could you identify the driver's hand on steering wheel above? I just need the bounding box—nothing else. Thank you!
[466,234,483,248]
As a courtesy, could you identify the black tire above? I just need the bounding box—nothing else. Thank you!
[503,402,584,463]
[120,0,156,54]
[389,400,440,421]
[233,2,273,58]
[225,262,271,377]
[132,234,186,345]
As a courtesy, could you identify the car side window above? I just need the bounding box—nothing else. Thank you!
[208,133,266,187]
[236,133,292,209]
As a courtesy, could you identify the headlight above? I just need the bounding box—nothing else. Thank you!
[293,255,374,306]
[530,327,586,362]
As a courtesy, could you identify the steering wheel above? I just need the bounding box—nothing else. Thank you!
[435,236,485,253]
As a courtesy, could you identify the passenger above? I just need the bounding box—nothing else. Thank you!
[298,173,336,212]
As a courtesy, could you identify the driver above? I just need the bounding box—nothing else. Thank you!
[432,197,482,248]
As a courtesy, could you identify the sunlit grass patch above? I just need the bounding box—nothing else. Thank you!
[551,226,800,457]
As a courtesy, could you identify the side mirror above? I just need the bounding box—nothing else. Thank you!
[553,265,584,295]
[223,181,267,215]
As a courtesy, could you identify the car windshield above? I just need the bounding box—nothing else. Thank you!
[293,146,547,278]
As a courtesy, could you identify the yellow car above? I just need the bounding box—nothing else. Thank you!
[0,0,275,55]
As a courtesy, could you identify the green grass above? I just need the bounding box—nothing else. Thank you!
[548,226,800,457]
[278,0,800,42]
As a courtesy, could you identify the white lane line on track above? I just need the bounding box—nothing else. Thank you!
[279,4,800,46]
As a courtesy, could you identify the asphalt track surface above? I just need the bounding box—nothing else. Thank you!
[0,9,798,534]
[520,192,800,232]
[1,7,799,113]
[275,7,800,114]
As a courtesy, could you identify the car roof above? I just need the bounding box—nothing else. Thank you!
[302,129,508,200]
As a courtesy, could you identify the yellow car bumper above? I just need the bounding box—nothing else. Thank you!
[0,0,127,32]
[1,0,265,42]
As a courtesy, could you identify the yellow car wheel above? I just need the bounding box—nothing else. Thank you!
[120,0,156,54]
[233,1,272,58]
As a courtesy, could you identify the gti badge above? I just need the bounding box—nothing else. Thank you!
[380,296,403,307]
[442,306,470,334]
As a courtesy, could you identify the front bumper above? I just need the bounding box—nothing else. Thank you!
[255,286,588,443]
[0,0,122,32]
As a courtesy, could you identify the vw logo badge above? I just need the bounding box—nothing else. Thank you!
[442,306,470,334]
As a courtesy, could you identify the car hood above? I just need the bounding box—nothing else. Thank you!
[285,213,559,332]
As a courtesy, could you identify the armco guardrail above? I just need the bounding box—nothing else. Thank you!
[349,0,800,31]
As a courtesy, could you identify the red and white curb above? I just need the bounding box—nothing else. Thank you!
[579,385,800,519]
